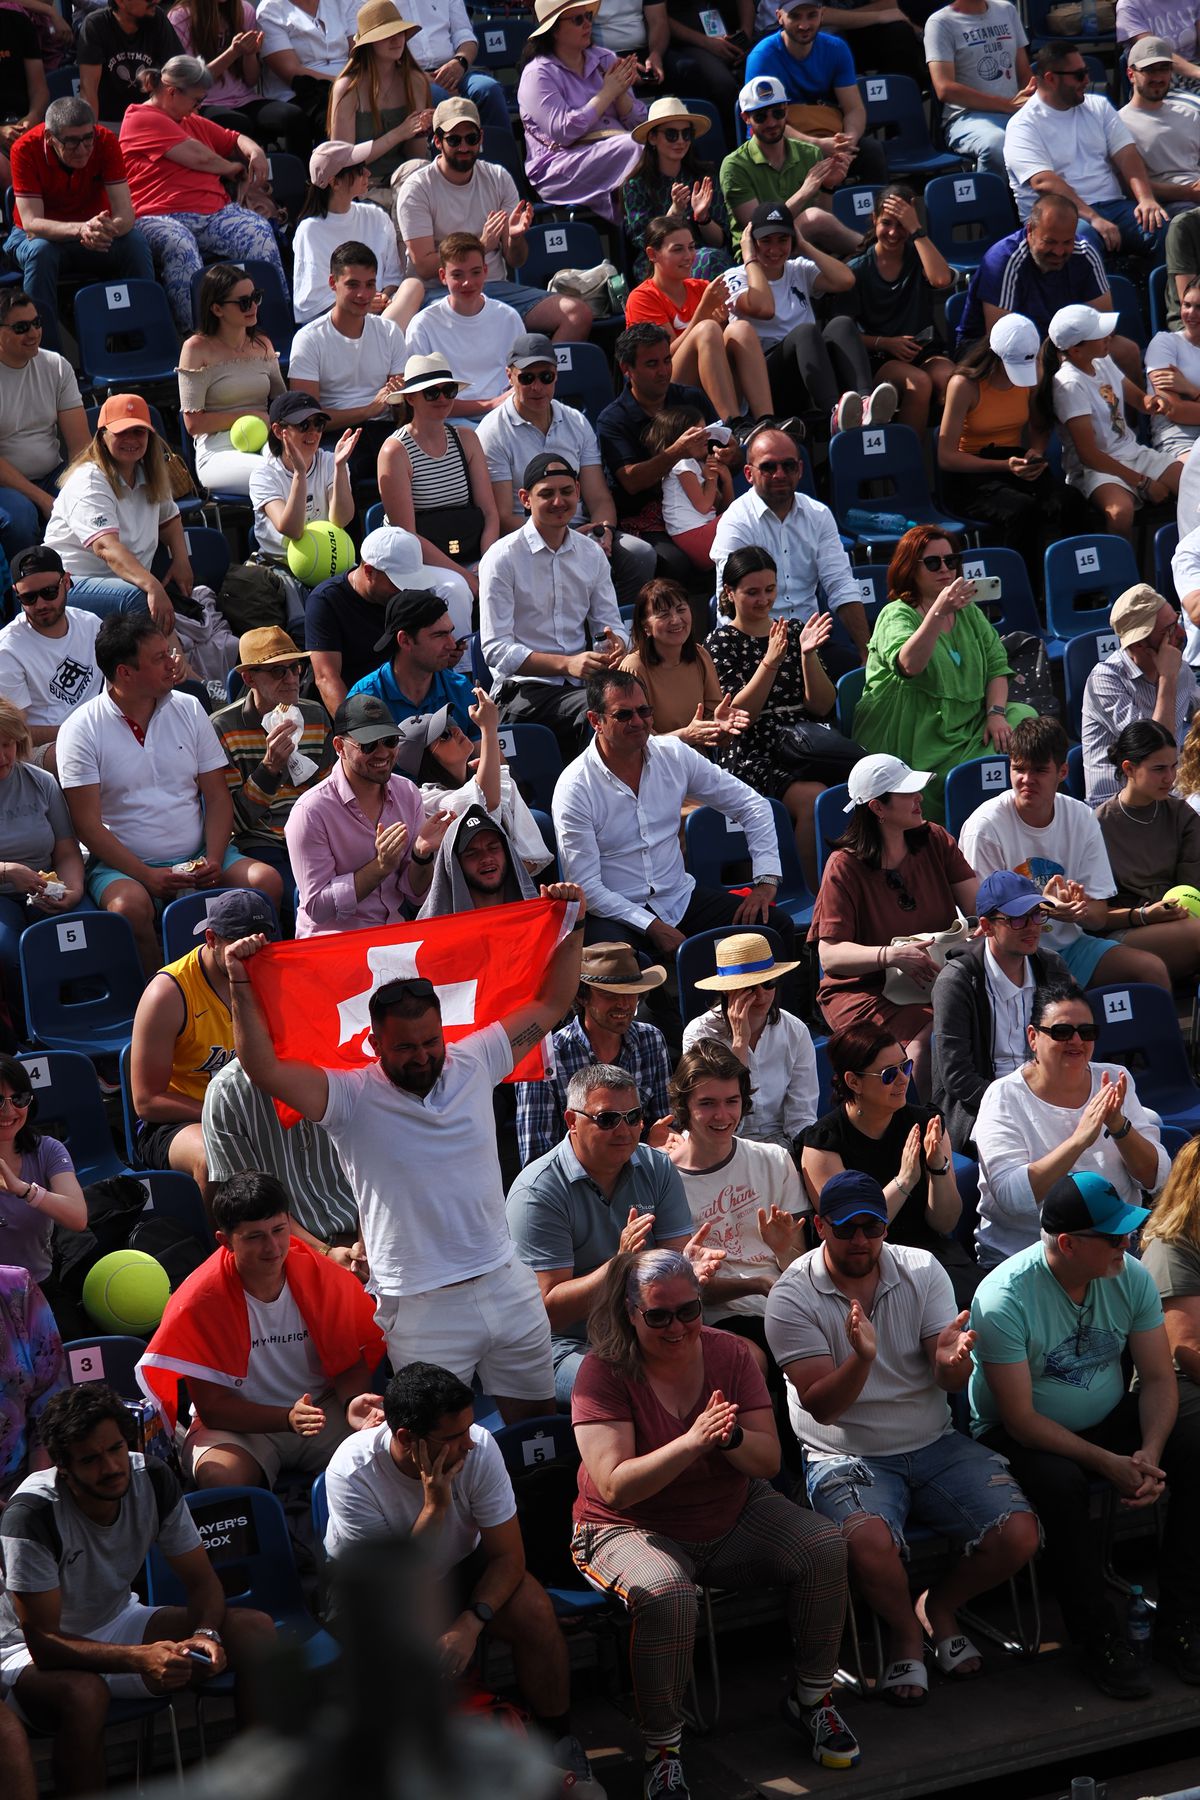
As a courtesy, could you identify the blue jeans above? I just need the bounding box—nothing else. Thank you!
[64,576,149,620]
[0,474,59,559]
[428,68,509,135]
[804,1431,1034,1556]
[1077,196,1169,261]
[4,227,156,354]
[944,111,1008,178]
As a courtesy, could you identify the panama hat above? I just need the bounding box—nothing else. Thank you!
[529,0,601,40]
[694,931,800,991]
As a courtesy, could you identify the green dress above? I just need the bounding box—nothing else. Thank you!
[853,598,1037,827]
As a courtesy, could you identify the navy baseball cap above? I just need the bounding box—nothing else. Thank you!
[195,890,280,941]
[818,1170,889,1225]
[977,871,1046,919]
[1041,1171,1150,1238]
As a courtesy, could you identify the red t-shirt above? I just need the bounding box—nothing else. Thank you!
[571,1328,772,1541]
[119,106,238,217]
[624,277,709,342]
[12,124,127,228]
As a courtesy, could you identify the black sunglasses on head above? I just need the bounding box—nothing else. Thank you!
[374,976,437,1004]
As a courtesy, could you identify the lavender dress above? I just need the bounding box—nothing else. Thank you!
[518,45,646,222]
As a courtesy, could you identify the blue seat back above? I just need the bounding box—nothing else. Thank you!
[20,913,144,1052]
[1148,262,1169,336]
[162,888,278,964]
[492,1416,606,1599]
[1044,535,1139,643]
[825,566,883,652]
[495,721,564,811]
[474,15,537,79]
[18,1049,129,1182]
[1064,742,1086,800]
[521,221,607,289]
[683,96,728,162]
[958,547,1044,639]
[923,172,1017,271]
[831,185,884,233]
[944,288,968,343]
[1063,628,1119,739]
[836,665,865,736]
[74,280,180,388]
[675,924,786,1025]
[63,1335,148,1396]
[182,526,232,594]
[944,755,1011,842]
[683,797,813,920]
[148,1487,315,1623]
[857,74,961,171]
[529,806,559,877]
[814,782,851,880]
[829,421,939,529]
[266,152,307,224]
[120,1040,141,1168]
[1089,983,1200,1112]
[1107,271,1146,349]
[311,1469,329,1542]
[551,340,613,427]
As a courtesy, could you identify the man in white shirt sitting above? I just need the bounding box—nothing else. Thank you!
[323,1360,604,1798]
[0,547,103,776]
[711,427,868,670]
[1117,36,1200,214]
[403,231,524,420]
[479,452,627,755]
[403,5,509,134]
[931,870,1071,1156]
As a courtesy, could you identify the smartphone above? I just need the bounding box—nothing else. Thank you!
[971,576,1003,602]
[185,1648,212,1664]
[727,28,751,50]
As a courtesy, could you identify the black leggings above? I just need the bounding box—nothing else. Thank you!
[203,97,315,161]
[764,317,873,417]
[941,447,1093,587]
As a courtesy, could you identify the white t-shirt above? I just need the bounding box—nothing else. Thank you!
[1173,519,1200,663]
[1116,0,1199,53]
[45,464,180,580]
[728,255,821,349]
[924,0,1027,122]
[57,688,229,863]
[248,446,338,561]
[1004,91,1131,216]
[0,348,82,480]
[405,297,524,405]
[958,789,1117,953]
[682,1007,821,1148]
[319,1021,515,1297]
[288,313,408,415]
[0,607,103,726]
[983,941,1034,1076]
[675,1138,805,1321]
[242,1282,327,1405]
[292,204,404,324]
[1146,328,1200,384]
[324,1421,514,1566]
[661,459,715,536]
[1118,95,1200,182]
[1052,354,1135,479]
[396,160,520,282]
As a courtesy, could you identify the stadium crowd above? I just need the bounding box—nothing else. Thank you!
[8,1,1200,1796]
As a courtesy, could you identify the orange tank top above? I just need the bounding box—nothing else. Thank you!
[958,379,1031,456]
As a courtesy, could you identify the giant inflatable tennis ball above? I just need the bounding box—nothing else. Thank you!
[287,521,357,586]
[230,414,268,454]
[1165,884,1200,919]
[82,1249,171,1335]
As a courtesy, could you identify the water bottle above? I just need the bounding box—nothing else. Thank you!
[1079,0,1099,37]
[1126,1585,1152,1666]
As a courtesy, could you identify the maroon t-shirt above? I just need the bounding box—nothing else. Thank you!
[571,1328,772,1541]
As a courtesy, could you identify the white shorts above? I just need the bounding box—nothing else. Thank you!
[375,1256,554,1402]
[185,1388,351,1485]
[1072,441,1181,500]
[1,1596,161,1704]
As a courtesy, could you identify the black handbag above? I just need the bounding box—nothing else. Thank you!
[775,717,865,785]
[413,426,485,563]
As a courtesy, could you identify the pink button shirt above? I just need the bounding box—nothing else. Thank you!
[285,761,424,937]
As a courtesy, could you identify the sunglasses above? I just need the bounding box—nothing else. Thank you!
[1034,1021,1098,1043]
[754,458,799,474]
[225,289,264,311]
[578,1105,645,1130]
[17,578,64,604]
[0,1093,32,1110]
[417,384,460,402]
[1056,66,1089,79]
[441,129,481,146]
[828,1218,887,1240]
[753,105,789,120]
[885,869,917,912]
[5,318,42,336]
[352,734,400,751]
[921,554,961,572]
[638,1299,703,1328]
[654,126,694,141]
[608,706,654,723]
[286,416,330,432]
[991,909,1044,928]
[1076,1230,1132,1248]
[862,1058,913,1087]
[517,369,557,386]
[244,662,300,677]
[374,976,437,1003]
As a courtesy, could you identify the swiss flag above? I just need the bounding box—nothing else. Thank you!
[245,898,575,1106]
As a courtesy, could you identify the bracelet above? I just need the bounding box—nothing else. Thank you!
[1106,1117,1133,1141]
[721,1424,745,1452]
[410,846,435,865]
[927,1159,951,1175]
[894,1177,912,1200]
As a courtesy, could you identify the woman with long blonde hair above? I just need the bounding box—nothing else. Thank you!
[328,0,433,209]
[1141,1142,1200,1477]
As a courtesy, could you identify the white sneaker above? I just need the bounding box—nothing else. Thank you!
[863,382,898,426]
[832,391,864,434]
[552,1734,608,1799]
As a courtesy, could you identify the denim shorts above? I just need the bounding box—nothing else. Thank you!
[86,845,241,905]
[804,1431,1034,1556]
[1060,930,1121,986]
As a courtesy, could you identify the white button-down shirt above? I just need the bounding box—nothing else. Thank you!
[402,0,477,68]
[479,518,623,686]
[712,490,862,623]
[983,942,1034,1078]
[1173,523,1200,666]
[553,734,779,932]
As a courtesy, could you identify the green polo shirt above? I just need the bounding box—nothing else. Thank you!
[719,136,822,258]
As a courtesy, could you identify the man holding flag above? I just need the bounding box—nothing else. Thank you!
[226,882,589,1423]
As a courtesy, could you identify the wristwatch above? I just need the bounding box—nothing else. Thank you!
[987,705,1007,716]
[927,1158,951,1175]
[194,1627,223,1647]
[455,52,469,67]
[1105,1118,1133,1141]
[469,1600,494,1625]
[755,874,781,889]
[721,1425,745,1452]
[910,228,926,240]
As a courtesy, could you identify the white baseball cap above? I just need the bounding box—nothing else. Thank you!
[359,526,472,641]
[738,75,789,114]
[1048,303,1119,350]
[989,312,1040,387]
[844,753,932,812]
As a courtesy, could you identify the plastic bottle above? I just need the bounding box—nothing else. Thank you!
[1079,0,1099,37]
[1126,1585,1152,1665]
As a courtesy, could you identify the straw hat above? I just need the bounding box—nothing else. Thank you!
[354,0,421,45]
[529,0,601,40]
[632,96,712,146]
[396,352,467,397]
[694,931,800,991]
[579,942,667,994]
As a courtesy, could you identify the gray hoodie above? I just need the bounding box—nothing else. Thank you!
[417,807,538,920]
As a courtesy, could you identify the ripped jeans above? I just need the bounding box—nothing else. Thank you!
[805,1431,1034,1556]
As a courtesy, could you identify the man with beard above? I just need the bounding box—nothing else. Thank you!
[348,589,476,730]
[417,808,537,917]
[395,98,592,341]
[226,877,588,1416]
[1118,37,1200,211]
[0,1383,273,1796]
[0,547,104,775]
[956,193,1125,354]
[0,292,88,558]
[1003,40,1168,259]
[719,72,862,261]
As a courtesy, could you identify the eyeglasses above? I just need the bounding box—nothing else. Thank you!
[921,553,961,573]
[654,126,694,141]
[517,370,557,386]
[754,458,799,474]
[4,318,42,336]
[1056,65,1089,79]
[17,578,64,604]
[225,289,264,312]
[607,705,654,723]
[885,870,917,912]
[1034,1021,1099,1043]
[638,1299,703,1328]
[0,1093,32,1110]
[752,105,789,120]
[55,131,95,149]
[244,663,300,677]
[828,1218,887,1240]
[578,1105,645,1130]
[440,129,481,146]
[862,1058,914,1087]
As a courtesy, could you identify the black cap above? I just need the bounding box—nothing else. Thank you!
[332,693,399,744]
[522,452,579,490]
[268,392,330,428]
[371,589,451,654]
[454,807,507,856]
[11,544,65,583]
[748,200,795,239]
[194,890,280,942]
